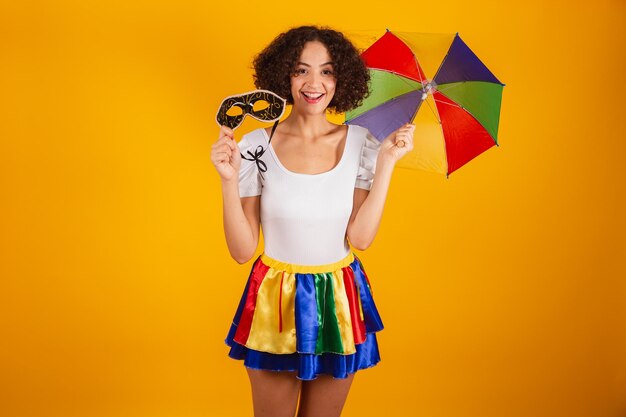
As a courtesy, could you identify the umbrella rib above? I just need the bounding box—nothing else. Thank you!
[428,93,449,177]
[436,82,465,93]
[436,91,498,144]
[352,71,425,120]
[433,97,462,108]
[370,67,423,83]
[423,89,466,119]
[423,96,440,120]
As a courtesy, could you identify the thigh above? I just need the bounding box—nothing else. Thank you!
[297,373,355,417]
[246,368,301,417]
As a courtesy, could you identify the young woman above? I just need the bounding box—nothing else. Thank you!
[211,25,414,417]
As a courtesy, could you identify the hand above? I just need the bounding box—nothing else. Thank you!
[211,125,241,181]
[379,123,415,164]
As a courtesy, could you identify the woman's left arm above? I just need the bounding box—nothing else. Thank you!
[346,124,415,250]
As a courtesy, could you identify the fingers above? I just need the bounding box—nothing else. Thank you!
[212,138,234,157]
[213,141,233,154]
[211,125,239,167]
[214,125,237,149]
[219,124,234,140]
[211,147,233,166]
[394,123,415,149]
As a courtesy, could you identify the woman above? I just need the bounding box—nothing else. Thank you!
[211,25,414,417]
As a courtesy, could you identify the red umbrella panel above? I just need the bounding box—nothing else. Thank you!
[345,31,505,176]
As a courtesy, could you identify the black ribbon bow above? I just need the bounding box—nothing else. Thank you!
[240,120,278,180]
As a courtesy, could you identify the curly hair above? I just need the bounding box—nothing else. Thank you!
[252,26,370,114]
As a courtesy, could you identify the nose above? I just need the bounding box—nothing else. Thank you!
[305,71,322,88]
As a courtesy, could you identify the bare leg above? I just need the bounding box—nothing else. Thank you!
[296,373,355,417]
[246,368,301,417]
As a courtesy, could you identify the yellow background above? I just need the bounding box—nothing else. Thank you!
[1,1,625,416]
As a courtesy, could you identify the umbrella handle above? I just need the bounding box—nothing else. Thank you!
[395,123,414,148]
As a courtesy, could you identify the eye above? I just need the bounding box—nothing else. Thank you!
[294,68,307,76]
[225,105,244,117]
[322,69,334,76]
[252,100,270,112]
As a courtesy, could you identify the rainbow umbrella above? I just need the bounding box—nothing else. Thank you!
[345,30,505,177]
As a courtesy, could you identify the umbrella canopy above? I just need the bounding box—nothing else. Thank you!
[345,30,505,177]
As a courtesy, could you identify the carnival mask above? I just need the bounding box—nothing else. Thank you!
[216,89,286,130]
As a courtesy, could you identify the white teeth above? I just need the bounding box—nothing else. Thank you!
[303,92,323,99]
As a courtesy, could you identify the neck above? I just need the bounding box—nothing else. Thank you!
[281,111,335,140]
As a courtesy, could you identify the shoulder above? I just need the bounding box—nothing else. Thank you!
[349,124,368,139]
[237,128,267,198]
[349,124,377,143]
[348,124,381,150]
[238,128,268,150]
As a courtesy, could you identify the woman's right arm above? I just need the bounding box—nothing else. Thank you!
[211,126,261,264]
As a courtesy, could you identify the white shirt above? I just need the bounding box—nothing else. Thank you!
[237,124,381,266]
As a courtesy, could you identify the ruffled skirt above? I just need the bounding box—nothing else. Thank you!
[225,251,384,380]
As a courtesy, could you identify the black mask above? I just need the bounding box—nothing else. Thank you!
[216,89,286,130]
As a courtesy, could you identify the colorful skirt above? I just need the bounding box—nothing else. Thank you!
[225,251,384,380]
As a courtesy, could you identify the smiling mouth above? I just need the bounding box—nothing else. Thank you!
[301,92,325,103]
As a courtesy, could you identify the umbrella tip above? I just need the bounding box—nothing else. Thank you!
[386,28,390,32]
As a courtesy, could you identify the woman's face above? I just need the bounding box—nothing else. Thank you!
[290,40,336,115]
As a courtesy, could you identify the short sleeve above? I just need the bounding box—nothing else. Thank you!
[355,130,381,190]
[237,135,262,197]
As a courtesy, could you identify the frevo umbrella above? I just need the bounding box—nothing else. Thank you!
[345,30,505,177]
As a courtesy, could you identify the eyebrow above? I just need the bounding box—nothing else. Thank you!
[296,61,334,67]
